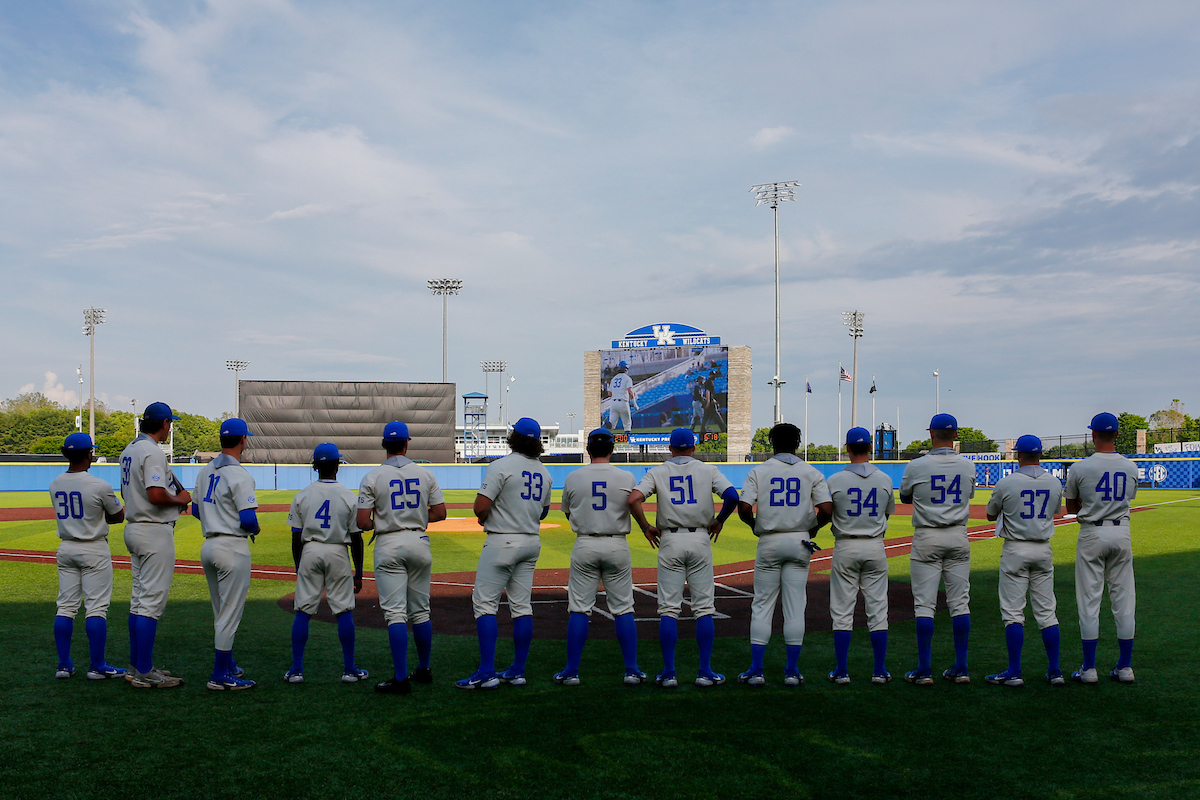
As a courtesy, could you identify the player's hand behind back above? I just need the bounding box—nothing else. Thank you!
[707,519,723,541]
[643,526,661,548]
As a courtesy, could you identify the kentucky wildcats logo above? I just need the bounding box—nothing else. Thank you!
[653,325,676,345]
[612,322,719,349]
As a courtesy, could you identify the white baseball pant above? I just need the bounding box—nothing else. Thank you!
[200,536,252,651]
[123,521,176,619]
[999,539,1058,629]
[295,541,356,617]
[472,533,541,618]
[656,530,716,619]
[829,537,889,632]
[750,532,811,645]
[910,525,971,618]
[374,532,433,625]
[611,401,632,431]
[56,539,113,619]
[567,536,635,617]
[1075,522,1136,640]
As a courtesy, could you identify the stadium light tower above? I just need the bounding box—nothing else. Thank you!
[481,360,506,456]
[428,279,464,383]
[933,368,940,414]
[76,365,83,432]
[82,307,106,441]
[226,360,250,417]
[841,310,864,427]
[751,180,801,424]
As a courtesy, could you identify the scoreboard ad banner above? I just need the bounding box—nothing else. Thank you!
[599,334,728,449]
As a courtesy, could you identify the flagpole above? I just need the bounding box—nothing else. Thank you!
[871,373,876,434]
[803,375,809,461]
[837,361,843,461]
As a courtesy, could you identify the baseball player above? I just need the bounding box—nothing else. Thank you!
[118,401,190,689]
[689,378,704,433]
[628,427,739,688]
[50,433,126,680]
[735,423,832,687]
[286,443,368,685]
[899,413,977,685]
[983,435,1065,687]
[192,418,259,691]
[1066,412,1139,684]
[357,422,446,695]
[554,428,645,686]
[826,427,896,685]
[606,361,636,433]
[457,417,552,690]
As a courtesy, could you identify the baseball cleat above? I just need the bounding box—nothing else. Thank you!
[783,671,804,687]
[408,668,433,684]
[455,670,500,690]
[737,669,766,687]
[553,670,581,686]
[86,664,127,681]
[126,666,174,683]
[871,671,893,685]
[654,671,679,688]
[55,664,75,680]
[1110,666,1135,684]
[1045,670,1066,686]
[985,671,1024,687]
[130,668,184,689]
[341,667,370,683]
[1071,667,1099,685]
[695,672,725,688]
[623,669,647,686]
[942,667,971,684]
[206,673,255,691]
[375,677,412,695]
[283,668,304,684]
[497,666,527,686]
[828,671,851,685]
[904,670,934,686]
[229,662,245,678]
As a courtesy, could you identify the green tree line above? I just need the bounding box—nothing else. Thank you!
[0,392,223,460]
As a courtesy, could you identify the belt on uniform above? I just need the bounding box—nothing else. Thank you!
[663,527,700,533]
[1092,519,1125,526]
[376,528,423,534]
[582,533,625,537]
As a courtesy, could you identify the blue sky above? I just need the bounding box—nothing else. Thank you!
[1,0,1198,447]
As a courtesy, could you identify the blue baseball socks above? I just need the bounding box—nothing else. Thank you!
[870,630,888,675]
[337,612,356,672]
[291,612,310,673]
[659,616,678,674]
[412,620,433,671]
[614,613,638,672]
[915,617,935,673]
[1042,625,1061,674]
[951,614,970,673]
[387,622,408,680]
[564,613,589,674]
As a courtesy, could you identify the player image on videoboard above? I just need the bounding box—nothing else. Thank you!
[599,346,728,444]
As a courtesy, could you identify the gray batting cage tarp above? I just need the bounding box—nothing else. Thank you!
[239,381,456,464]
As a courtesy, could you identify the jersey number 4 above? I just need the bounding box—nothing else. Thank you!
[929,474,963,504]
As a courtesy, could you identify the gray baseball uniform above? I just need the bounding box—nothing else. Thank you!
[635,457,734,619]
[289,479,360,617]
[119,434,183,620]
[561,464,637,617]
[827,463,895,633]
[358,456,444,625]
[986,466,1063,629]
[50,471,123,620]
[1065,452,1139,640]
[194,454,258,651]
[899,448,977,617]
[608,372,635,431]
[472,453,552,618]
[740,454,832,645]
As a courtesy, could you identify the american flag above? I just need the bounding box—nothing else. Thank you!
[840,367,852,383]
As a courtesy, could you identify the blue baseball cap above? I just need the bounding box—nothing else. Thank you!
[669,428,696,449]
[220,418,254,437]
[845,427,871,446]
[588,428,614,442]
[1015,435,1043,454]
[1088,412,1119,432]
[929,413,958,431]
[63,432,93,451]
[383,421,410,441]
[142,402,180,421]
[513,417,541,439]
[312,443,341,463]
[618,361,629,370]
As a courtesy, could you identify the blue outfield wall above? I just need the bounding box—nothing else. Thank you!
[6,457,1200,494]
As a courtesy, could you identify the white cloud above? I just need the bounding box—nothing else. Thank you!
[265,203,333,222]
[19,372,81,407]
[750,126,795,148]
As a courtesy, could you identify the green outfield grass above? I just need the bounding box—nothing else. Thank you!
[1,493,1198,798]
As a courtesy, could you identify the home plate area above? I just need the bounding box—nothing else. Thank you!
[277,565,929,638]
